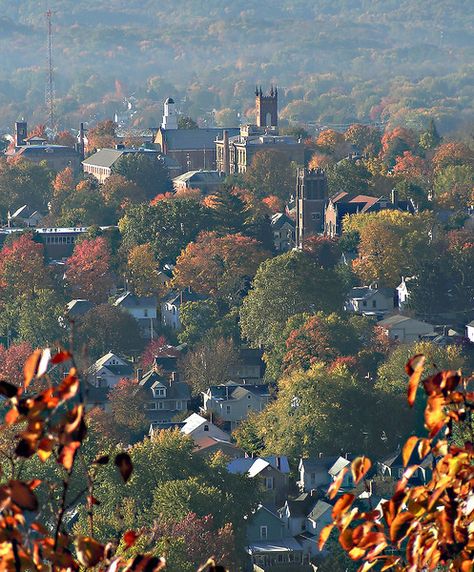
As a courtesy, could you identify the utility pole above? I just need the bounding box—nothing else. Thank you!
[45,9,56,133]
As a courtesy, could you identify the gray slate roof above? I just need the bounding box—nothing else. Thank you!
[163,128,239,151]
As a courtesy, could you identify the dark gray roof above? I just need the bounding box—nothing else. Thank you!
[114,292,157,308]
[208,383,270,400]
[283,493,318,518]
[66,299,94,317]
[162,289,207,308]
[83,147,178,170]
[381,449,434,469]
[139,369,191,401]
[300,456,343,472]
[271,212,295,231]
[163,128,239,151]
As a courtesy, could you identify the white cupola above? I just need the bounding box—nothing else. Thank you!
[161,97,178,130]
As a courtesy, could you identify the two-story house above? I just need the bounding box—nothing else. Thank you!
[138,367,191,425]
[297,456,353,493]
[114,292,157,339]
[228,456,290,505]
[345,285,396,317]
[245,505,306,570]
[201,382,271,431]
[161,288,206,331]
[271,212,295,252]
[86,352,134,388]
[378,449,434,485]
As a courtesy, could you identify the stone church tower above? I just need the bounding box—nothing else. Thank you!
[295,167,328,248]
[255,86,278,128]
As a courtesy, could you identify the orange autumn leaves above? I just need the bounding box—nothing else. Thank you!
[320,354,474,572]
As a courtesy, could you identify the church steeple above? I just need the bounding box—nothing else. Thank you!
[255,85,278,128]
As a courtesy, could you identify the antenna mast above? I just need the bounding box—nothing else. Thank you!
[45,9,56,132]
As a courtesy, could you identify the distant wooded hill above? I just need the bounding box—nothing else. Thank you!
[0,0,472,133]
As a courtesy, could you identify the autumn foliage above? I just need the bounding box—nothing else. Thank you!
[0,347,228,571]
[66,237,113,303]
[320,354,474,572]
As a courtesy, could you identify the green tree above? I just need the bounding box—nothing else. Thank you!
[119,198,214,261]
[209,184,246,235]
[76,304,144,360]
[17,289,65,347]
[326,158,371,196]
[178,116,198,129]
[255,362,404,460]
[244,150,296,201]
[112,153,172,201]
[240,250,344,349]
[178,300,219,346]
[419,118,441,150]
[375,341,464,396]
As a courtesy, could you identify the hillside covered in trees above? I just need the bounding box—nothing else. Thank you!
[0,0,472,133]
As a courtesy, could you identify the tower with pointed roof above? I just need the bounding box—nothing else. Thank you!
[255,85,278,128]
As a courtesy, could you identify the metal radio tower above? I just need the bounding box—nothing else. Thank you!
[45,9,56,131]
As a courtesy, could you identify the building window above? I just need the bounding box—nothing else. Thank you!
[204,425,209,432]
[362,300,367,307]
[260,526,268,540]
[265,477,274,490]
[372,300,377,308]
[226,405,231,415]
[311,212,321,220]
[144,308,148,317]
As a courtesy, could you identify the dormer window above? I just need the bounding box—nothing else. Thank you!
[152,387,166,398]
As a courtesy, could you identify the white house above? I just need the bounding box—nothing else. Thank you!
[86,352,134,388]
[378,314,435,343]
[114,292,157,339]
[297,456,353,493]
[201,382,271,431]
[161,289,206,331]
[345,285,395,316]
[180,413,231,442]
[396,276,414,310]
[271,212,295,252]
[466,320,474,343]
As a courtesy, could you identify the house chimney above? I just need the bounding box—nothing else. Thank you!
[391,188,399,207]
[276,456,281,470]
[136,368,143,382]
[222,130,230,175]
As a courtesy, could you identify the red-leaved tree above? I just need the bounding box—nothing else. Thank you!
[66,237,113,303]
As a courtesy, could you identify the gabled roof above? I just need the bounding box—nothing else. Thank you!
[307,500,332,522]
[328,456,350,477]
[86,352,133,378]
[207,383,270,401]
[299,456,341,472]
[172,170,223,185]
[162,289,207,307]
[282,493,318,518]
[378,314,433,329]
[162,128,239,151]
[114,292,157,308]
[180,413,208,434]
[271,212,295,230]
[193,435,239,453]
[227,455,287,477]
[348,286,394,300]
[10,205,42,219]
[139,369,191,401]
[381,449,434,470]
[65,299,93,317]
